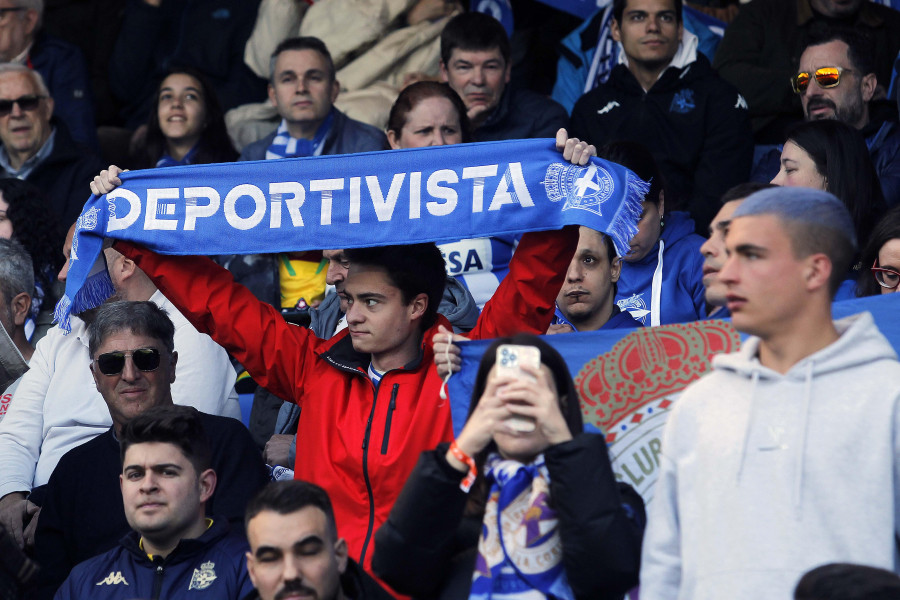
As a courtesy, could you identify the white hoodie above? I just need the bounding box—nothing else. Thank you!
[640,312,900,599]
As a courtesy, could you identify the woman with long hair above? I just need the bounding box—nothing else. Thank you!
[133,66,238,169]
[373,334,644,599]
[857,205,900,297]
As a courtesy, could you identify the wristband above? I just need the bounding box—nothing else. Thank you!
[449,440,477,493]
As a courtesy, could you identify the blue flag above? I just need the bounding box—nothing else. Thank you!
[57,139,647,331]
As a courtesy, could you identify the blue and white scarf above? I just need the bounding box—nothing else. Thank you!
[471,454,574,600]
[265,111,334,160]
[56,138,647,331]
[156,145,198,168]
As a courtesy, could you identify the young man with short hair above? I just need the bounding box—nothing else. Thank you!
[640,187,900,598]
[569,0,752,232]
[54,405,254,599]
[244,481,392,600]
[440,12,567,142]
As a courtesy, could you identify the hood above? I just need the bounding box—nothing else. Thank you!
[714,312,896,380]
[440,276,479,333]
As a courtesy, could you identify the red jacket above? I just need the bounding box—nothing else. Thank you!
[117,228,576,574]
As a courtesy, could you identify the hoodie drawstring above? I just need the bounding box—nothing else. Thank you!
[793,360,814,519]
[735,369,760,485]
[650,239,665,327]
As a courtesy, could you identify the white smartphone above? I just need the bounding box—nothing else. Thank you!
[495,344,540,433]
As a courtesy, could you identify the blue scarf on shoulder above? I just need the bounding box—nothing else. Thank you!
[56,139,647,331]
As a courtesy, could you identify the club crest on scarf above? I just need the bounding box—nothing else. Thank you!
[543,162,614,217]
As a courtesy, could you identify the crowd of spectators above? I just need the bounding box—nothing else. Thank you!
[0,0,900,599]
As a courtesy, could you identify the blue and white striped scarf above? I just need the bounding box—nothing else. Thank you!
[55,139,647,331]
[265,112,333,160]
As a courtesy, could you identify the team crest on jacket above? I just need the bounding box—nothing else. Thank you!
[188,561,217,590]
[617,293,650,324]
[542,162,614,216]
[669,89,696,114]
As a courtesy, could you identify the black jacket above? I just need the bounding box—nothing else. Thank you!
[569,54,752,233]
[372,434,645,600]
[473,87,568,143]
[241,558,394,600]
[1,120,105,229]
[34,411,267,600]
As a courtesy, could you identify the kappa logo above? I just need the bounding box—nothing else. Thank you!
[617,293,650,324]
[96,571,129,586]
[542,162,615,217]
[188,561,217,591]
[597,101,620,115]
[669,89,695,114]
[735,94,748,110]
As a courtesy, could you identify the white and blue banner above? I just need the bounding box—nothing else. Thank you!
[447,293,900,505]
[57,139,647,330]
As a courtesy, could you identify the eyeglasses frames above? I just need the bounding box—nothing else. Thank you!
[0,95,47,117]
[871,259,900,291]
[93,348,162,376]
[791,67,850,94]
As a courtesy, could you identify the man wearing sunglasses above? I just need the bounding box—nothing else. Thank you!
[32,301,267,600]
[0,64,103,227]
[754,28,900,208]
[714,0,900,145]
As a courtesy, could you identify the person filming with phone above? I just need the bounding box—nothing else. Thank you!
[372,334,644,599]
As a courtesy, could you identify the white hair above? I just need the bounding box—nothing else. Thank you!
[0,63,49,96]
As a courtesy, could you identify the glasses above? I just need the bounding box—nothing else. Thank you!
[94,348,162,376]
[0,95,46,117]
[791,67,850,94]
[872,259,900,291]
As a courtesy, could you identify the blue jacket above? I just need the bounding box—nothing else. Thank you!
[615,211,706,326]
[55,519,253,600]
[551,304,644,331]
[239,109,387,161]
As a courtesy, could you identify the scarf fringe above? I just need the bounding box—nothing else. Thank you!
[607,173,649,258]
[54,271,114,333]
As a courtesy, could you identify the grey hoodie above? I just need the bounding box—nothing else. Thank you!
[640,312,900,599]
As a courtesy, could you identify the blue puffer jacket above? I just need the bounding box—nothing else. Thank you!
[615,211,707,326]
[54,519,253,600]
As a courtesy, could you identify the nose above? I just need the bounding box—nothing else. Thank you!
[345,299,363,324]
[471,65,485,86]
[647,15,662,31]
[283,555,302,582]
[140,472,159,493]
[565,257,583,282]
[718,254,738,285]
[700,237,713,258]
[770,169,785,186]
[120,355,141,382]
[326,263,345,287]
[57,259,70,283]
[8,100,24,118]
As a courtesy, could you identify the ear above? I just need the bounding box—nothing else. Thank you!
[267,84,277,108]
[198,468,217,503]
[658,190,665,217]
[246,551,258,586]
[804,253,833,293]
[330,79,340,104]
[23,9,39,37]
[610,256,622,283]
[43,95,54,119]
[439,61,449,83]
[89,362,101,388]
[677,19,684,41]
[117,256,138,281]
[408,292,428,322]
[119,473,124,493]
[386,128,402,150]
[504,60,511,84]
[168,351,178,385]
[610,19,621,43]
[860,72,877,103]
[10,292,30,326]
[334,537,349,574]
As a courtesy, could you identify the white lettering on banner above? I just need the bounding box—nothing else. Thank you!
[462,165,498,212]
[110,162,537,233]
[225,184,266,230]
[184,187,220,231]
[310,179,344,226]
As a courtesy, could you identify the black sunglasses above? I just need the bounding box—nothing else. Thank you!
[94,348,162,376]
[0,95,46,117]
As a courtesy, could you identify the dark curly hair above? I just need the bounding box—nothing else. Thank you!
[136,66,239,169]
[0,178,64,310]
